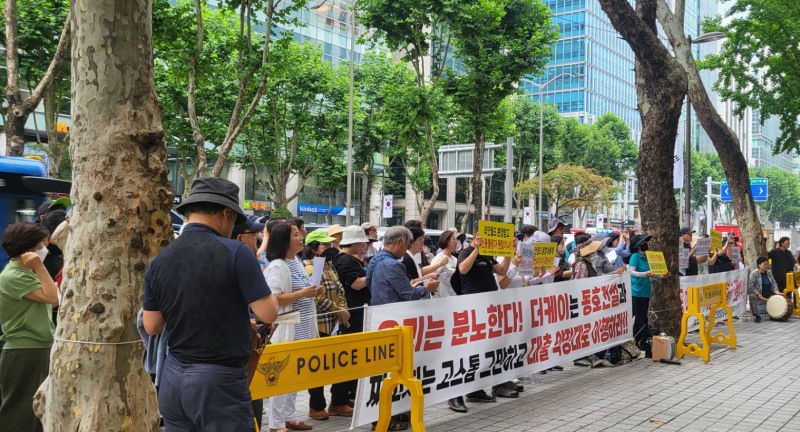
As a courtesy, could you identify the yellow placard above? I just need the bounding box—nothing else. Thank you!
[710,229,723,250]
[250,329,403,400]
[698,284,723,307]
[645,251,668,275]
[478,220,515,257]
[533,242,557,270]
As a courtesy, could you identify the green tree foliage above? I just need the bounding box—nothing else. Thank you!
[510,97,565,179]
[442,0,558,223]
[752,167,800,227]
[689,151,724,213]
[702,1,800,153]
[233,40,350,207]
[515,164,619,219]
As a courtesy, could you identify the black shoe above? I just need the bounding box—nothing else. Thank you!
[550,366,564,371]
[465,390,496,403]
[755,315,762,323]
[504,381,524,392]
[492,385,519,399]
[447,397,468,413]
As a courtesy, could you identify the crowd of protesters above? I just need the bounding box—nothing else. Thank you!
[0,175,790,432]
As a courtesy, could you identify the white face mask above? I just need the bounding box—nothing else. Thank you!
[36,245,49,261]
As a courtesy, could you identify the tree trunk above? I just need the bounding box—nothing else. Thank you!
[33,2,171,430]
[43,81,69,179]
[361,171,373,224]
[3,2,71,156]
[187,0,208,178]
[419,121,440,229]
[598,0,687,336]
[460,178,473,234]
[656,0,767,266]
[471,130,486,232]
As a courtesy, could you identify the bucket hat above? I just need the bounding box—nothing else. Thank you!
[176,177,246,224]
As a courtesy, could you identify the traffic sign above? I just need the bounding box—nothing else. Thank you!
[720,178,768,202]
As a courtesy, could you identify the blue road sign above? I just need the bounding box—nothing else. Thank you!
[720,178,768,202]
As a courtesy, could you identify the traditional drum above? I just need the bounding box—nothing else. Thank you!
[766,295,793,321]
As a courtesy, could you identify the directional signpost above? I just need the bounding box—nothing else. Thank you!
[720,178,768,202]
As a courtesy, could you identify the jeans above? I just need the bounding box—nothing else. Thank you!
[159,355,254,432]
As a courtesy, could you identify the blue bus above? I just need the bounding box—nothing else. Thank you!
[0,156,70,269]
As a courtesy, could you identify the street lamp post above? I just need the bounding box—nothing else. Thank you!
[684,31,728,230]
[314,0,357,225]
[528,72,582,229]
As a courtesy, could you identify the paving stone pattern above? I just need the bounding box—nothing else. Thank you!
[269,316,800,431]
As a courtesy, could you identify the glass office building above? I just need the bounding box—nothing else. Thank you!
[520,0,641,141]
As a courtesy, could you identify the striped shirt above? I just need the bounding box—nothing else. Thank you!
[284,258,315,341]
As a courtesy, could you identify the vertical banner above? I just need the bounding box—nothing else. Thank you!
[679,269,748,331]
[478,220,515,257]
[523,207,532,225]
[596,213,605,229]
[383,195,393,218]
[351,274,633,428]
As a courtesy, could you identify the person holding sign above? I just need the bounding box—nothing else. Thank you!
[679,227,705,276]
[709,237,734,274]
[627,234,664,357]
[592,234,625,276]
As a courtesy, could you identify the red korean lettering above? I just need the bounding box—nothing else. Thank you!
[451,311,469,346]
[423,316,445,351]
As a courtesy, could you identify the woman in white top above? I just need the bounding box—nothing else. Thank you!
[431,230,460,297]
[264,222,319,432]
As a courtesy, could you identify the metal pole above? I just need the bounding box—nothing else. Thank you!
[683,103,692,229]
[505,137,514,223]
[345,1,356,226]
[538,98,544,230]
[706,176,713,235]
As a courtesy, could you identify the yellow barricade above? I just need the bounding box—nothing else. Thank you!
[783,271,800,316]
[677,282,737,362]
[250,326,425,432]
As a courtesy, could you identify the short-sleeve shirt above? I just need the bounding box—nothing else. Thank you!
[457,247,499,295]
[629,252,652,298]
[143,223,271,367]
[0,261,54,349]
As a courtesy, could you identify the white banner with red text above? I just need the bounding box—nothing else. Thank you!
[679,268,748,331]
[351,273,633,427]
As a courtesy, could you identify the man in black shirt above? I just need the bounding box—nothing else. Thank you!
[456,234,514,403]
[679,227,701,276]
[769,236,797,292]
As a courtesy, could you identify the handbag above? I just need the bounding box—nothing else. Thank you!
[246,323,270,384]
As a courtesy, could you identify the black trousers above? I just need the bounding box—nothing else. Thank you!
[632,296,650,349]
[0,348,51,432]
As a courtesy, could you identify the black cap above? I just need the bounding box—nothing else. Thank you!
[680,227,695,235]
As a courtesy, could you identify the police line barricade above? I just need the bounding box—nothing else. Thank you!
[678,269,748,331]
[677,282,736,362]
[351,273,633,428]
[782,271,800,316]
[250,326,425,432]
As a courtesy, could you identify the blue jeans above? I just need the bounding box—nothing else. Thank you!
[159,355,255,432]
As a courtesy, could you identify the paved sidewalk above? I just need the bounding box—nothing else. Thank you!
[269,315,800,431]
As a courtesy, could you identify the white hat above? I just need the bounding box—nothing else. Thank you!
[340,225,369,246]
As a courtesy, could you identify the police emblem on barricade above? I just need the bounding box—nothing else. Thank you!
[256,355,290,386]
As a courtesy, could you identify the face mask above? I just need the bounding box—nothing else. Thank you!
[638,243,649,252]
[36,245,49,261]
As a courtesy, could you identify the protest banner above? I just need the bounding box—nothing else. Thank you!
[533,242,557,271]
[646,251,668,275]
[678,246,689,272]
[710,229,723,250]
[518,243,534,276]
[694,238,711,257]
[478,220,515,257]
[678,268,748,331]
[351,274,633,427]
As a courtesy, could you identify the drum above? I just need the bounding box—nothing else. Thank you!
[766,295,793,321]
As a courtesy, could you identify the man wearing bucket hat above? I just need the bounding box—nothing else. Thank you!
[143,177,279,432]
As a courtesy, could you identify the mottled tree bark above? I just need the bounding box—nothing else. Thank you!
[599,0,687,336]
[656,0,767,266]
[33,1,172,430]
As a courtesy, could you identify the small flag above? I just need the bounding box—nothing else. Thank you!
[383,195,393,218]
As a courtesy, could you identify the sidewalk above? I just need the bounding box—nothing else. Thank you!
[276,316,800,431]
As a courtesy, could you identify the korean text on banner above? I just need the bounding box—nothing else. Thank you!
[730,246,740,265]
[678,269,748,331]
[710,229,723,250]
[534,242,557,271]
[351,274,633,428]
[694,238,712,257]
[646,251,668,275]
[518,243,534,276]
[478,220,515,257]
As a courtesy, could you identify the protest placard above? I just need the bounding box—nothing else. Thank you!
[533,242,557,271]
[710,229,723,250]
[646,251,668,275]
[694,238,712,257]
[478,220,515,257]
[518,243,534,276]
